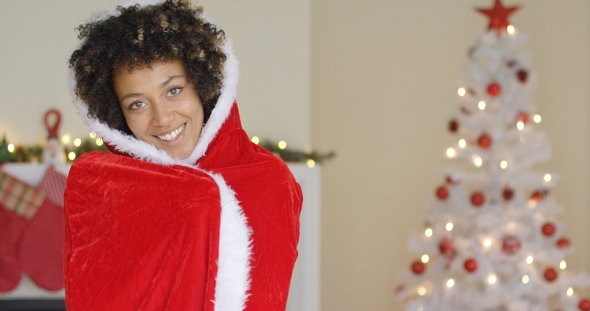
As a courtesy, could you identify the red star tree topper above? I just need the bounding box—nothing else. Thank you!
[476,0,520,35]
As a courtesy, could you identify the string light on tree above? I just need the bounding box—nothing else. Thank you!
[89,132,97,139]
[483,238,492,248]
[421,255,430,264]
[517,121,525,130]
[446,148,456,158]
[458,139,466,148]
[567,287,573,296]
[478,101,486,110]
[458,87,466,96]
[418,287,427,296]
[7,144,15,153]
[96,138,103,147]
[534,114,542,123]
[425,228,433,238]
[68,152,76,161]
[500,160,507,169]
[306,159,315,168]
[507,25,515,35]
[544,174,552,182]
[251,136,260,144]
[488,274,497,284]
[473,156,483,167]
[446,279,455,288]
[445,222,454,232]
[560,261,567,270]
[74,138,82,147]
[526,256,533,264]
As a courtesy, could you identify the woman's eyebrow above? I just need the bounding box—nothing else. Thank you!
[120,92,142,102]
[162,75,183,87]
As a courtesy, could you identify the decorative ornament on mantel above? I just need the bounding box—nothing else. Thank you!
[42,109,66,165]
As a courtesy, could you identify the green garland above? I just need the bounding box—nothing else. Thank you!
[0,135,334,165]
[258,139,335,164]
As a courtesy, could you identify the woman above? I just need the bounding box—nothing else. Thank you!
[64,1,302,310]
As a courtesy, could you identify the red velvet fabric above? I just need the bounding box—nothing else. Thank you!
[198,104,303,310]
[64,103,301,310]
[64,155,221,311]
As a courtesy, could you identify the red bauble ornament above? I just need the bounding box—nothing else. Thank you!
[542,222,556,237]
[436,186,449,200]
[544,267,558,282]
[471,192,485,207]
[477,134,492,149]
[501,235,521,255]
[464,258,478,272]
[411,260,425,275]
[476,0,521,35]
[449,120,459,133]
[531,190,549,201]
[517,69,529,83]
[439,238,456,259]
[502,187,514,201]
[517,111,529,123]
[487,82,501,97]
[579,299,590,311]
[556,238,570,249]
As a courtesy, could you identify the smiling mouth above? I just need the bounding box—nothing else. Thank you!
[156,123,186,141]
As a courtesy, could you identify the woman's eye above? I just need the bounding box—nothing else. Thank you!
[128,101,146,110]
[167,87,182,97]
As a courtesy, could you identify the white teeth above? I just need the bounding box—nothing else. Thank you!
[157,124,185,141]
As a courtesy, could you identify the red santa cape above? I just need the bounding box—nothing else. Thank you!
[64,2,302,310]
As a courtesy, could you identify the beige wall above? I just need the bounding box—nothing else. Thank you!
[312,0,590,310]
[0,0,311,150]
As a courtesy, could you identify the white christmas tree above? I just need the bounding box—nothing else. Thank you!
[397,1,590,311]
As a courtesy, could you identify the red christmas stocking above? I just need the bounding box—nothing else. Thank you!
[17,166,66,291]
[0,208,26,292]
[0,171,46,292]
[18,200,64,291]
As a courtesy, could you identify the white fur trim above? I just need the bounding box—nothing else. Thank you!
[69,0,239,166]
[208,173,252,311]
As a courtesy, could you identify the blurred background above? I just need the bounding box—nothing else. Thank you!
[0,0,588,310]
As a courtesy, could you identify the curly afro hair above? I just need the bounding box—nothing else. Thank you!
[69,0,227,134]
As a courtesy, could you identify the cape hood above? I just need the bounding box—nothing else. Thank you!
[68,0,240,167]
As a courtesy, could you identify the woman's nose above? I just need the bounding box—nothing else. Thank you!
[151,101,173,126]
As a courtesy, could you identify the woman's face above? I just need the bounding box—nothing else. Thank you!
[113,59,204,159]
